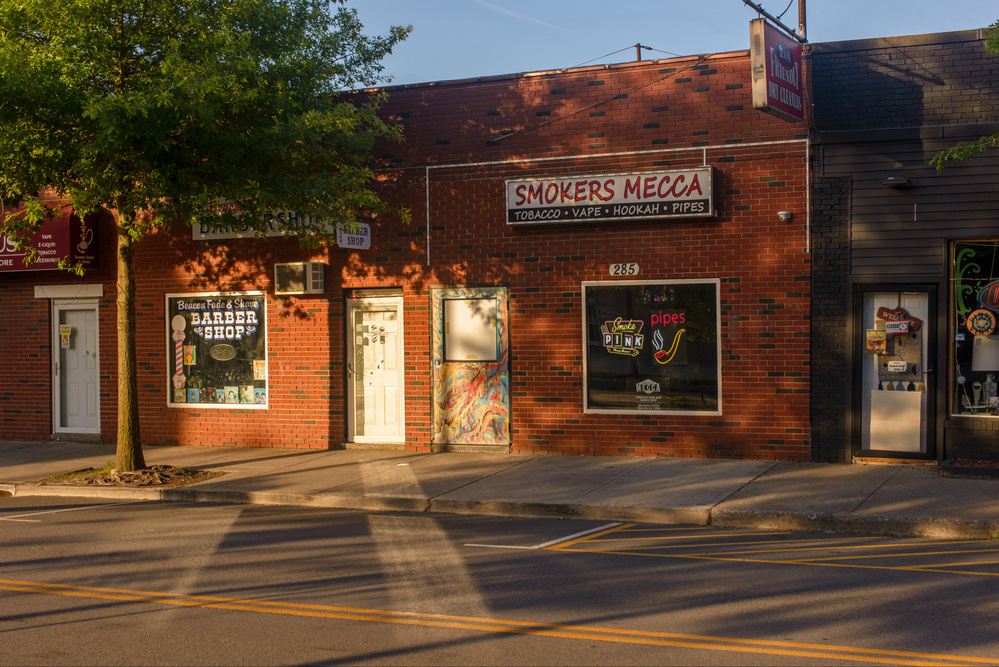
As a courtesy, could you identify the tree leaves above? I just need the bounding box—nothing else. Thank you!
[931,21,998,170]
[0,0,411,237]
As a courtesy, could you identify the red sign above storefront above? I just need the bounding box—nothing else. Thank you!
[0,211,99,273]
[750,19,804,123]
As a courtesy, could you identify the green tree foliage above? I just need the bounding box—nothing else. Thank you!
[0,0,410,470]
[931,21,999,170]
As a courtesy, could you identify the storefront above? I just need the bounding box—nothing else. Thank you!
[1,47,812,460]
[810,29,999,462]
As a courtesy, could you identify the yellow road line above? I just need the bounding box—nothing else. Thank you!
[573,536,885,551]
[1,578,995,666]
[694,540,988,558]
[797,548,999,563]
[554,546,999,578]
[580,530,793,543]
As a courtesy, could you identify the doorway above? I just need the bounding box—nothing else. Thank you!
[857,288,935,457]
[346,295,405,444]
[53,301,100,434]
[430,286,510,450]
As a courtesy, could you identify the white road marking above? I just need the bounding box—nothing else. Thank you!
[0,500,147,522]
[464,522,622,550]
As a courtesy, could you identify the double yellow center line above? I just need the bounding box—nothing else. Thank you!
[2,578,995,666]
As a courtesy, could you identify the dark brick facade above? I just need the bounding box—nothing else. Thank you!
[809,29,999,461]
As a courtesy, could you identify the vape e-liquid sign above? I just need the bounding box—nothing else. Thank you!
[506,167,714,225]
[0,212,99,273]
[749,18,804,123]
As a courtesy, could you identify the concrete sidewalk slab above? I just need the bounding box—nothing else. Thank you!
[714,462,902,514]
[854,466,999,523]
[426,455,772,523]
[4,441,999,539]
[0,440,115,483]
[331,452,534,499]
[571,458,776,508]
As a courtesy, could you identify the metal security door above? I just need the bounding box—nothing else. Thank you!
[347,297,404,443]
[858,289,935,457]
[54,303,100,434]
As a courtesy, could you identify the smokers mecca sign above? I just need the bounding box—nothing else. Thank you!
[506,167,714,225]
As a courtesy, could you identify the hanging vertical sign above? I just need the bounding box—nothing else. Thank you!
[750,18,804,123]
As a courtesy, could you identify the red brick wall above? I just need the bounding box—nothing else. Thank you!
[1,51,811,460]
[342,52,811,460]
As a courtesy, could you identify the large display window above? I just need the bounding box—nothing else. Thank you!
[953,242,999,416]
[582,279,720,414]
[165,292,268,408]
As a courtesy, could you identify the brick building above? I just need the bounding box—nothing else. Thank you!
[1,46,811,459]
[810,29,999,462]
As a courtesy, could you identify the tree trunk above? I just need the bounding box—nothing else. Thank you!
[115,218,145,471]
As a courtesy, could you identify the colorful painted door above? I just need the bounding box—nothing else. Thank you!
[431,286,510,447]
[347,296,405,443]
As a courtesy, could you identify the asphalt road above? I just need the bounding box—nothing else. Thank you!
[2,496,998,666]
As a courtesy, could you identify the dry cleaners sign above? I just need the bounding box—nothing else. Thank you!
[506,167,714,225]
[749,19,804,123]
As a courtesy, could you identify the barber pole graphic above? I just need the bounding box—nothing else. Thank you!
[171,315,187,391]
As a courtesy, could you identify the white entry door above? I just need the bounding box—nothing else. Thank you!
[859,290,933,455]
[347,296,404,443]
[54,302,100,434]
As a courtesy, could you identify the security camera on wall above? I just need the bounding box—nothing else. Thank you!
[777,211,792,222]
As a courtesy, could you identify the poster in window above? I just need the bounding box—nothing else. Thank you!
[582,280,720,414]
[166,292,267,408]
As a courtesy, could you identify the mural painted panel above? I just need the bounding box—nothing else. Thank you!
[431,286,510,446]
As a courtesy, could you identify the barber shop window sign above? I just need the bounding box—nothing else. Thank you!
[166,292,267,408]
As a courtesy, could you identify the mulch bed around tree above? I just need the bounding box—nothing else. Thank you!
[43,465,225,488]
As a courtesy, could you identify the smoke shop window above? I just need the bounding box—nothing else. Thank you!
[954,242,999,416]
[581,279,720,415]
[165,292,268,409]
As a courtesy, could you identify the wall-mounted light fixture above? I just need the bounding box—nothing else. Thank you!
[879,177,912,189]
[777,211,792,222]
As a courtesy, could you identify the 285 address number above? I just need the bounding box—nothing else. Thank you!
[609,263,640,277]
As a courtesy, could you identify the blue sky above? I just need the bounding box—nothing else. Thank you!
[348,0,998,86]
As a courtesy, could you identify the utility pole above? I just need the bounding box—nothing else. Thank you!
[742,0,806,43]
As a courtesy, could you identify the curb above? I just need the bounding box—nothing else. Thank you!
[710,509,999,540]
[9,484,999,541]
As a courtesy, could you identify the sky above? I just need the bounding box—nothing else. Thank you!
[347,0,998,87]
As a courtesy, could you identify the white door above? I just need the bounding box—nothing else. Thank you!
[54,302,100,434]
[347,297,404,443]
[860,291,932,454]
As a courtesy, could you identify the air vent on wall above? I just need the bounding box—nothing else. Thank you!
[274,262,325,295]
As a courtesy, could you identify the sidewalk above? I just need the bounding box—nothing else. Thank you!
[2,439,998,539]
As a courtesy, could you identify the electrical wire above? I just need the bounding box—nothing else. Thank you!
[571,44,683,69]
[776,0,795,20]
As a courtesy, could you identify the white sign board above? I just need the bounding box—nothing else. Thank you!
[336,223,371,250]
[506,167,714,225]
